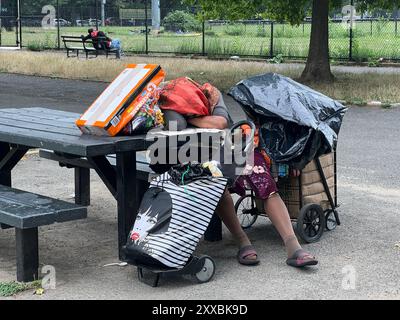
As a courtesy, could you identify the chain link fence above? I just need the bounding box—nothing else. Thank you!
[1,1,400,62]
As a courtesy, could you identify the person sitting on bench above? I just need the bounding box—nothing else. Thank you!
[82,28,122,59]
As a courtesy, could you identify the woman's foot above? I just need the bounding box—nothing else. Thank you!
[237,245,260,266]
[286,249,318,268]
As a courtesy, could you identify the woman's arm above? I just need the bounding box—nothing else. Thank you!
[82,34,91,41]
[187,115,228,130]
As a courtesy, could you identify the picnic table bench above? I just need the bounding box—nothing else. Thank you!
[0,185,87,282]
[0,107,223,281]
[62,35,119,59]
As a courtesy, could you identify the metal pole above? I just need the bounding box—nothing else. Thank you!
[349,24,353,61]
[370,19,373,36]
[270,21,274,58]
[56,0,60,50]
[95,0,99,30]
[101,0,105,27]
[202,19,205,56]
[15,0,19,46]
[145,0,149,54]
[0,0,2,46]
[18,0,22,48]
[349,0,354,61]
[151,0,160,31]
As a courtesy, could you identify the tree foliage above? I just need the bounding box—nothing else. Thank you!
[186,0,400,24]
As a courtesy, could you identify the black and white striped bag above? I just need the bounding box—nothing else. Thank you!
[125,172,227,269]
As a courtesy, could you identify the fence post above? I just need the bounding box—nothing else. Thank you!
[145,0,149,54]
[202,19,205,56]
[15,8,19,46]
[349,23,353,61]
[95,0,99,30]
[349,0,354,61]
[18,0,22,48]
[56,0,60,50]
[270,21,274,58]
[370,19,373,36]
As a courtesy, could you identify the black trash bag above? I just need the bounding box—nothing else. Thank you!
[228,73,347,169]
[168,162,212,185]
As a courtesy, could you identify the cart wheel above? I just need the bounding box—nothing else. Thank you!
[235,194,258,229]
[325,210,337,231]
[296,204,325,243]
[194,256,215,284]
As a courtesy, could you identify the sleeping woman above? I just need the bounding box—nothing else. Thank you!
[170,92,318,268]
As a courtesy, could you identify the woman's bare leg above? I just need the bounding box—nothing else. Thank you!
[263,194,302,257]
[215,190,258,262]
[213,190,261,263]
[215,190,251,248]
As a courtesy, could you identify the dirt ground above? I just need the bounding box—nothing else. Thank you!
[0,73,399,300]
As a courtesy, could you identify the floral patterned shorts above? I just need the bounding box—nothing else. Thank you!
[232,150,278,200]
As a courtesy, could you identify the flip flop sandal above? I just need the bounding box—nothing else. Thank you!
[237,245,260,266]
[286,249,318,268]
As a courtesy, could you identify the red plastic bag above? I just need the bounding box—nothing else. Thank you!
[158,77,211,117]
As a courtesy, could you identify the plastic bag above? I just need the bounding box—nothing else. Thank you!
[228,73,347,169]
[121,89,164,135]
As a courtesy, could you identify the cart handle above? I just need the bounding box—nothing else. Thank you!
[229,120,256,154]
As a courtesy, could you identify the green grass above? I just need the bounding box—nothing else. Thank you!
[0,280,42,297]
[2,51,400,104]
[1,20,400,59]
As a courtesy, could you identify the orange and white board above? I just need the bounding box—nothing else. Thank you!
[76,64,165,136]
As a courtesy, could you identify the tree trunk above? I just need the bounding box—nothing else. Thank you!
[300,0,334,83]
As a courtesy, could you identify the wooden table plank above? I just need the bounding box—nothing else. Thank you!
[0,185,87,229]
[2,107,79,119]
[0,109,79,129]
[0,123,114,156]
[0,116,81,136]
[0,108,222,157]
[27,107,81,119]
[0,108,147,156]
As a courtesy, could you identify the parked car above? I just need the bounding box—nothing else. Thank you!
[54,18,71,26]
[21,18,42,27]
[87,18,102,27]
[75,18,101,27]
[76,19,88,26]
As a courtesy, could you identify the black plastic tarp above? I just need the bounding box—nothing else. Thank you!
[228,73,347,169]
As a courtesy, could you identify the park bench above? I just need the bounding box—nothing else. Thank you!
[0,185,87,282]
[62,35,119,59]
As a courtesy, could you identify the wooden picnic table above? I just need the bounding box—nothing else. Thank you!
[0,107,222,260]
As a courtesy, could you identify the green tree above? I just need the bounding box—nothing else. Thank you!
[188,0,400,83]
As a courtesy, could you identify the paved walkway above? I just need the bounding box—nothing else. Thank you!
[0,74,399,300]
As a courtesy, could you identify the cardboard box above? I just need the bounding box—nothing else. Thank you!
[76,64,165,136]
[301,153,333,173]
[278,153,335,218]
